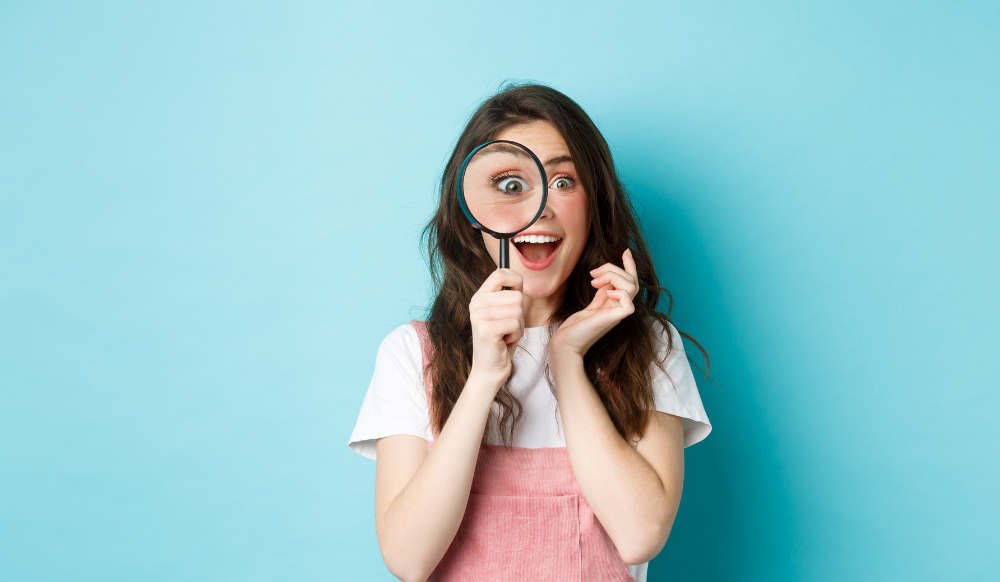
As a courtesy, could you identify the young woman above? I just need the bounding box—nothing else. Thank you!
[348,84,711,582]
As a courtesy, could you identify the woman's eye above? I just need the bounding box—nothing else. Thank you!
[553,177,573,190]
[497,177,527,194]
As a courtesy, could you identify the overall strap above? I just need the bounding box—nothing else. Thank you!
[409,320,437,440]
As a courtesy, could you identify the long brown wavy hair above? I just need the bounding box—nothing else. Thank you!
[422,83,707,446]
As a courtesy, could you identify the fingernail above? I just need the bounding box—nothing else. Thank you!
[626,249,632,256]
[590,268,598,275]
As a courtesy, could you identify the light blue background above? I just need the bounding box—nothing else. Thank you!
[2,1,998,580]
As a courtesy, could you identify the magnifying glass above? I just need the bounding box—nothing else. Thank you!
[457,140,548,289]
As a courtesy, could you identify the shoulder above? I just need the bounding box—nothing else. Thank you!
[374,322,423,368]
[381,321,421,351]
[370,322,427,402]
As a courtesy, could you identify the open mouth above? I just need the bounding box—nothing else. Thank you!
[512,233,562,269]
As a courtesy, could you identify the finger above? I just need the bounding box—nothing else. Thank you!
[472,290,524,310]
[622,248,639,283]
[591,270,636,292]
[476,304,525,322]
[480,268,524,293]
[604,289,622,309]
[586,284,612,311]
[492,318,524,347]
[591,271,637,298]
[606,289,636,317]
[481,315,521,336]
[590,262,634,285]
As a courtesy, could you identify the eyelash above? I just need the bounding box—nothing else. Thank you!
[491,171,519,182]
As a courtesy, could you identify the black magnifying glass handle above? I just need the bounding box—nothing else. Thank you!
[499,236,511,290]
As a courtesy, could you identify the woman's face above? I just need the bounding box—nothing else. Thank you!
[480,121,590,300]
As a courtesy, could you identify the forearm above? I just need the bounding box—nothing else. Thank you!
[376,374,497,582]
[550,352,679,564]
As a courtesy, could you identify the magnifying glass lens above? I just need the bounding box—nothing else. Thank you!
[461,142,545,234]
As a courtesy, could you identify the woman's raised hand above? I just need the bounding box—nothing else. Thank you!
[469,268,525,390]
[551,249,639,358]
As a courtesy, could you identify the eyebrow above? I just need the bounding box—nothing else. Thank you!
[475,147,573,168]
[485,143,535,159]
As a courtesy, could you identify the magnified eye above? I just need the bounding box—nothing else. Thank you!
[497,177,527,194]
[553,177,574,190]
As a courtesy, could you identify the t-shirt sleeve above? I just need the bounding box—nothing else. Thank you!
[650,321,712,447]
[347,323,432,460]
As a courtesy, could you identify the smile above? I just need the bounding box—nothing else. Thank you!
[512,232,563,270]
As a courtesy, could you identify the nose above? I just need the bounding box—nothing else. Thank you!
[537,196,554,220]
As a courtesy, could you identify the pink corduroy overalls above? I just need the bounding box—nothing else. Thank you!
[411,321,634,582]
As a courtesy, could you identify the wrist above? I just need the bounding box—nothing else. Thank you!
[548,348,584,378]
[549,336,584,362]
[466,368,506,395]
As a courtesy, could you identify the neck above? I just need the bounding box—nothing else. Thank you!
[522,281,567,328]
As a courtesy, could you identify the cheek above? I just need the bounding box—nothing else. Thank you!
[556,193,590,241]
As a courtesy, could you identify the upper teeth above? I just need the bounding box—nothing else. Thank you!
[513,234,562,243]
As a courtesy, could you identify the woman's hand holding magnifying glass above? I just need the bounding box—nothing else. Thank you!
[550,249,639,360]
[469,268,525,393]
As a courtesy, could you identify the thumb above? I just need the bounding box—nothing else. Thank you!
[587,286,611,310]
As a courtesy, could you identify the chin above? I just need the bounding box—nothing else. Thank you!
[522,276,562,299]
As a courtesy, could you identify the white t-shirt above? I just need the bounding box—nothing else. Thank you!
[348,320,711,582]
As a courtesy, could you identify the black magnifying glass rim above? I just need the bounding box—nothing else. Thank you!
[456,139,549,239]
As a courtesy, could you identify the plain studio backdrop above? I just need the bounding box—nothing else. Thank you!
[1,1,998,580]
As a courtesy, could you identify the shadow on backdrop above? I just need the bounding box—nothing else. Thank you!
[619,139,797,580]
